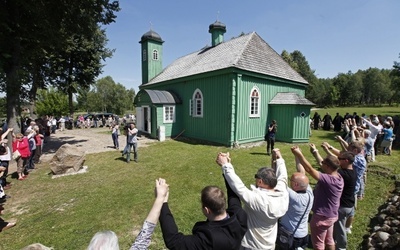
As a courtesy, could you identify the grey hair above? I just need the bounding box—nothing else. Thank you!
[22,243,54,250]
[87,231,120,250]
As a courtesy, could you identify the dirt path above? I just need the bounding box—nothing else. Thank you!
[8,127,156,173]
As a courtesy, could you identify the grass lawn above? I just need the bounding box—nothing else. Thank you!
[1,111,399,249]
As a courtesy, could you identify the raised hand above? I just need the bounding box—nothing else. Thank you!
[216,152,230,166]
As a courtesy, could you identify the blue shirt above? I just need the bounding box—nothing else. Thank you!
[353,154,367,194]
[280,185,313,238]
[382,128,393,141]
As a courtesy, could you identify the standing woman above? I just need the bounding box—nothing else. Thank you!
[12,133,31,180]
[33,125,44,164]
[265,120,277,155]
[111,124,119,150]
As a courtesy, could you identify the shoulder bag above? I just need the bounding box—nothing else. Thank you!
[276,193,311,249]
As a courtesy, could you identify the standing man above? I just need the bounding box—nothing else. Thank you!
[158,153,248,249]
[292,145,343,250]
[265,120,277,156]
[58,116,65,132]
[221,148,289,249]
[278,155,314,249]
[310,144,356,249]
[126,123,138,163]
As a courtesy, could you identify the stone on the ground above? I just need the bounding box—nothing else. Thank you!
[50,144,86,175]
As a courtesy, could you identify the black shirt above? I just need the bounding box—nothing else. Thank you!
[338,168,357,208]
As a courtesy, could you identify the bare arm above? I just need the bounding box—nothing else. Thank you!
[294,155,305,174]
[319,141,340,157]
[335,135,349,151]
[309,143,324,167]
[1,128,13,141]
[145,178,169,224]
[291,146,320,181]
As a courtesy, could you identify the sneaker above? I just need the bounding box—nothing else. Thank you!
[346,227,352,234]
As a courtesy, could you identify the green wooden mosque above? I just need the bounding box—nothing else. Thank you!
[134,20,314,147]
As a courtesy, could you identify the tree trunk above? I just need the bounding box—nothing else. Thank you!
[68,87,74,117]
[28,62,42,120]
[68,54,75,119]
[5,31,22,135]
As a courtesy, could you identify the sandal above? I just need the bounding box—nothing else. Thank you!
[18,177,24,181]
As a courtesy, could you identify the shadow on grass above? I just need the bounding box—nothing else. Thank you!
[250,152,268,156]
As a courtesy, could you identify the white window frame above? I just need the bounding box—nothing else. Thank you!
[152,49,159,60]
[249,87,260,117]
[192,89,203,118]
[163,105,175,123]
[189,99,193,116]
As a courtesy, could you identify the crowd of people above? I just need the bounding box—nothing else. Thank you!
[90,135,367,250]
[312,112,396,158]
[0,112,395,249]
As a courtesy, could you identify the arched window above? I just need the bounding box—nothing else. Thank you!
[152,49,158,60]
[142,49,147,61]
[191,89,203,117]
[250,87,260,117]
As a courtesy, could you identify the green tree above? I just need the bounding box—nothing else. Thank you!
[0,0,120,133]
[50,27,114,116]
[362,68,391,105]
[281,50,320,104]
[79,76,136,115]
[390,53,400,104]
[35,88,69,117]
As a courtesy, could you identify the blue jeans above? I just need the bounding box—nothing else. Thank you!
[112,133,119,149]
[333,206,354,249]
[27,149,36,170]
[126,142,137,162]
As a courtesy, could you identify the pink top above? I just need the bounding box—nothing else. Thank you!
[12,137,31,158]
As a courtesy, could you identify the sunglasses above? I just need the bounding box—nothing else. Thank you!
[254,174,261,179]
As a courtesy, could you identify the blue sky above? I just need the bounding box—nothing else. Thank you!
[99,0,400,92]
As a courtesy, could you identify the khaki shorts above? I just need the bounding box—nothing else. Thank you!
[380,139,392,148]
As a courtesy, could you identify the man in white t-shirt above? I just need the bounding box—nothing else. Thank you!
[219,149,289,249]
